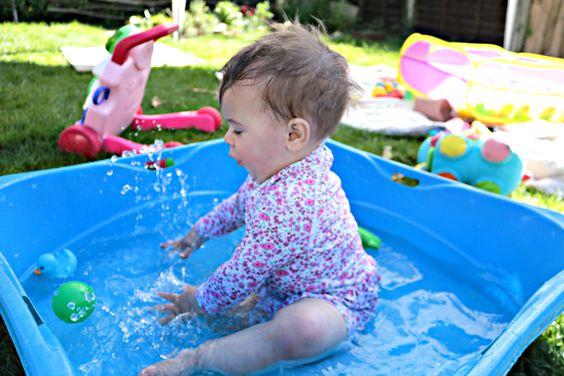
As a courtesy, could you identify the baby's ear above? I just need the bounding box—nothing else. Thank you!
[286,118,311,152]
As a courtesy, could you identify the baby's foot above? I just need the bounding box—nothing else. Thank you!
[140,349,196,376]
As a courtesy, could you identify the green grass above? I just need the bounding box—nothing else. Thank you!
[0,22,562,375]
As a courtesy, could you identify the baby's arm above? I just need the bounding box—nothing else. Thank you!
[162,177,251,258]
[195,199,309,314]
[192,176,252,240]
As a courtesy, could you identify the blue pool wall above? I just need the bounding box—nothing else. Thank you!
[0,139,563,376]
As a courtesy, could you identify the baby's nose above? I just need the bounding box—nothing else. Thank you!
[224,129,234,145]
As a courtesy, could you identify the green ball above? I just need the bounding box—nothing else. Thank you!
[51,281,96,324]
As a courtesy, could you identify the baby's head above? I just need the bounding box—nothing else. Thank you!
[220,23,357,183]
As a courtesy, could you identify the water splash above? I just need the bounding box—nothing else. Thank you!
[120,185,132,195]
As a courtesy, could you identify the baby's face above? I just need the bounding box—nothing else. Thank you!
[221,84,290,183]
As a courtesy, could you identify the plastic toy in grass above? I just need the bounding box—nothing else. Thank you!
[372,77,404,99]
[58,23,222,158]
[145,157,174,170]
[51,281,96,324]
[358,226,381,250]
[417,130,523,195]
[34,249,77,279]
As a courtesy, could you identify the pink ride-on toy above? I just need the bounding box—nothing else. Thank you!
[59,24,222,158]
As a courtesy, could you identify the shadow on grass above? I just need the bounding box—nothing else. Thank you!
[0,315,24,376]
[510,318,564,376]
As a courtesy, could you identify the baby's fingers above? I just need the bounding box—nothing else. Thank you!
[179,249,193,259]
[159,313,177,325]
[157,291,178,303]
[154,303,177,314]
[160,240,178,249]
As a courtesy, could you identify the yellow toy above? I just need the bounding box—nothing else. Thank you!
[398,33,564,125]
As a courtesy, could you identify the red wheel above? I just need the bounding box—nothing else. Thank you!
[197,106,222,131]
[58,125,102,158]
[164,141,183,148]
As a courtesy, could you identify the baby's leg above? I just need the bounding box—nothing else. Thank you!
[140,298,347,376]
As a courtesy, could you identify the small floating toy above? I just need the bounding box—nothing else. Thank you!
[34,249,77,278]
[52,281,96,324]
[358,226,381,250]
[145,157,175,170]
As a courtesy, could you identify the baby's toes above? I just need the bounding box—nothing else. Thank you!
[139,365,162,376]
[140,350,196,376]
[139,359,182,376]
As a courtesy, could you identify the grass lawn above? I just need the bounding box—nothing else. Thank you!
[0,22,562,375]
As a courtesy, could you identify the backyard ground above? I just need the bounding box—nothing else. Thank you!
[0,22,562,375]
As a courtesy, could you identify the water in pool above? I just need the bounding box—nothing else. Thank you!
[20,168,511,375]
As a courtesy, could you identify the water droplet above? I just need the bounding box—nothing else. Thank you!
[67,302,76,310]
[70,313,79,322]
[111,155,118,163]
[121,184,132,195]
[107,170,113,176]
[175,169,182,177]
[85,292,95,302]
[53,290,59,296]
[180,188,186,197]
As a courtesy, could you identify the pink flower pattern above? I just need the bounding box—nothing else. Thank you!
[194,144,380,333]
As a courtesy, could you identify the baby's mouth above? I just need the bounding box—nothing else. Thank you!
[229,152,242,166]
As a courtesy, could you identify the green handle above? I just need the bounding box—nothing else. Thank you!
[358,226,381,250]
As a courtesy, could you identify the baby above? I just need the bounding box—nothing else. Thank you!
[141,23,379,376]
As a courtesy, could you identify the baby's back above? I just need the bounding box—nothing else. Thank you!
[259,161,377,303]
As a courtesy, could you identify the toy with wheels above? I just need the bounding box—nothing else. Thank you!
[417,132,523,195]
[58,24,222,158]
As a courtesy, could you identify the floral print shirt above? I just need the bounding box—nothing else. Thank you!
[194,144,379,328]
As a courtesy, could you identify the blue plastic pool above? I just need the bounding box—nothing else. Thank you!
[1,139,562,375]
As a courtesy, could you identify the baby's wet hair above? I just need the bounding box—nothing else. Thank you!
[219,22,359,141]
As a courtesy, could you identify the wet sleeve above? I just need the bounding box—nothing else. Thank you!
[195,192,312,314]
[192,177,250,240]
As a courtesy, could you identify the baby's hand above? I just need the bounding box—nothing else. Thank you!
[160,228,203,258]
[154,284,203,325]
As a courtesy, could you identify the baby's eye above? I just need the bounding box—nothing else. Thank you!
[233,130,242,135]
